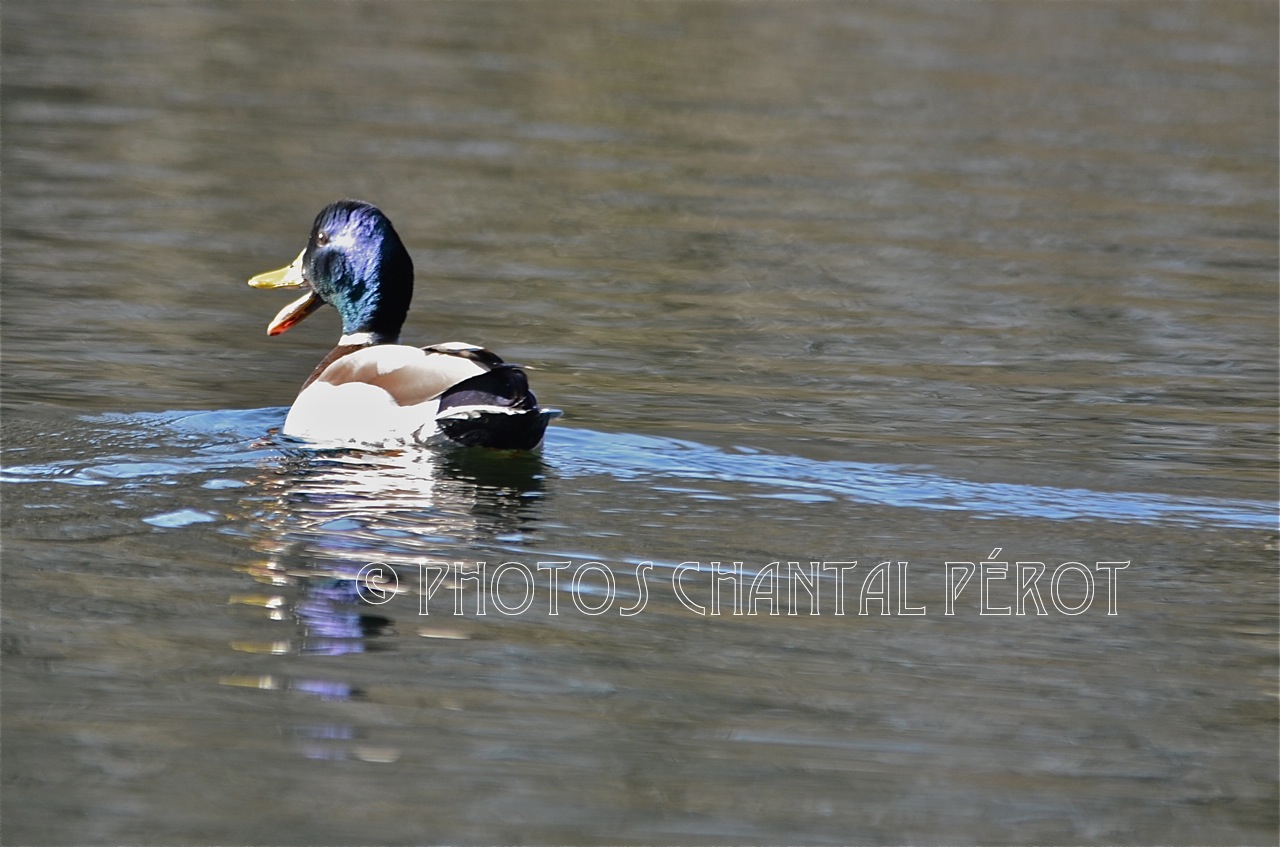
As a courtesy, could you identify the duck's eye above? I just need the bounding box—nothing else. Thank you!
[316,231,330,246]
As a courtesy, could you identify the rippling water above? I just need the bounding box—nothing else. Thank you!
[3,2,1276,844]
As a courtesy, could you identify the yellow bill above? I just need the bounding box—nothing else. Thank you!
[248,250,307,290]
[249,249,325,335]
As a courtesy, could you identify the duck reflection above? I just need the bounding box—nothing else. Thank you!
[224,443,548,725]
[292,576,393,656]
[260,443,548,559]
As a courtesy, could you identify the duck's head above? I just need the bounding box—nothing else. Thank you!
[249,200,414,344]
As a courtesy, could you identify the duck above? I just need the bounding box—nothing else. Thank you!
[248,199,556,450]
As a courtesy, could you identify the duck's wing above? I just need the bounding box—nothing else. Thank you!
[310,342,496,406]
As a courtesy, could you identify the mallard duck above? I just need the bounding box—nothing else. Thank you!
[249,199,555,450]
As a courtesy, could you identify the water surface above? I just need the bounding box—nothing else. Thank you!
[2,2,1276,844]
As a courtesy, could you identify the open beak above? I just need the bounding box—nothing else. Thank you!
[248,250,325,335]
[263,291,324,336]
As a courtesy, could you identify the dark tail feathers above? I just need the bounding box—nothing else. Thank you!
[436,366,551,450]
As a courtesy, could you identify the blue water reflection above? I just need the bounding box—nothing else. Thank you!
[5,408,1272,531]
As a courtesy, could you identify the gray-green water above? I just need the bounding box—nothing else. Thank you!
[2,2,1276,844]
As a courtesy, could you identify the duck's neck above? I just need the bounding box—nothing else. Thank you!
[338,330,400,347]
